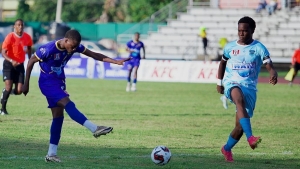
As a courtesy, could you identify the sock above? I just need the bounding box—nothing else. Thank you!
[239,118,252,139]
[224,135,239,151]
[1,88,10,110]
[133,79,137,84]
[127,77,131,83]
[48,116,64,156]
[83,120,98,133]
[64,101,87,125]
[48,144,58,156]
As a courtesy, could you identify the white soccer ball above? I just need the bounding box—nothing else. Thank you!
[151,145,171,165]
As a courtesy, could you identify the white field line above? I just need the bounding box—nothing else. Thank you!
[0,152,294,160]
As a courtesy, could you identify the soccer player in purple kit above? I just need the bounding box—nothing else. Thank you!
[22,30,129,162]
[126,32,145,92]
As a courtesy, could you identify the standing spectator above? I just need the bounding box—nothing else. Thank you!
[199,27,208,55]
[288,44,300,86]
[1,19,32,115]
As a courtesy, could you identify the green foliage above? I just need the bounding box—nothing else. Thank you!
[16,0,31,21]
[128,0,173,22]
[15,0,175,22]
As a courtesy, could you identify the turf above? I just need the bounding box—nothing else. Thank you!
[0,78,299,169]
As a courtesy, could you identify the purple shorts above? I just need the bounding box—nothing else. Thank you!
[39,78,69,108]
[128,57,141,69]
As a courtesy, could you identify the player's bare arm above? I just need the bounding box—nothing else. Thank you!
[27,46,32,59]
[22,55,39,96]
[82,48,130,65]
[217,58,227,94]
[265,60,278,85]
[1,48,20,67]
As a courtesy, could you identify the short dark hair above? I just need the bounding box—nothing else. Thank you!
[238,16,256,31]
[15,19,24,24]
[65,29,81,43]
[134,32,140,35]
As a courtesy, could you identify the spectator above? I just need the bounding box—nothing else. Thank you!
[256,0,267,13]
[267,0,278,15]
[198,27,208,55]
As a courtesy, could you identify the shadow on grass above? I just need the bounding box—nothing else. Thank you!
[0,138,299,169]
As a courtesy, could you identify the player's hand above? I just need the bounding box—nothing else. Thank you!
[11,60,20,67]
[116,57,131,65]
[217,85,224,94]
[269,70,278,85]
[22,84,29,96]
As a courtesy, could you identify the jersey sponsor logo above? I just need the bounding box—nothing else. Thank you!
[232,62,256,78]
[232,62,255,70]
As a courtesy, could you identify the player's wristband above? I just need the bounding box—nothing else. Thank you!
[217,79,222,86]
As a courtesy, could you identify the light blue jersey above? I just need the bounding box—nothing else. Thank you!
[222,40,271,117]
[222,40,270,90]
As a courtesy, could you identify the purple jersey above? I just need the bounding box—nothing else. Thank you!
[127,40,144,58]
[34,40,86,108]
[35,40,86,80]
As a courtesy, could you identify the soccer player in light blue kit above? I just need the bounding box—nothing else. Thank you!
[22,30,129,162]
[126,32,145,92]
[217,16,278,162]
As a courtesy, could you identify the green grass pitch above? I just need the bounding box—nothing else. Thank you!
[0,77,299,169]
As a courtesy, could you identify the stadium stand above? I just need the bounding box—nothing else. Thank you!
[143,1,300,62]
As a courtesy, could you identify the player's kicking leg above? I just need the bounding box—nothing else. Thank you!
[231,87,261,150]
[58,97,113,138]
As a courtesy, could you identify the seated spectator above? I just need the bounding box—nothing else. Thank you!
[256,0,267,13]
[267,0,278,15]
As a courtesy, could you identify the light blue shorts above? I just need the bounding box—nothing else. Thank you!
[224,83,257,118]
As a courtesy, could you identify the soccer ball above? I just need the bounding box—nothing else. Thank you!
[151,145,171,165]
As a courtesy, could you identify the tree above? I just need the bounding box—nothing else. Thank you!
[16,0,176,22]
[16,0,31,21]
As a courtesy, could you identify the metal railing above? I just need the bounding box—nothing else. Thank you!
[117,0,211,44]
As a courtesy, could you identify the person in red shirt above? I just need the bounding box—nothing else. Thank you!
[290,44,300,85]
[1,19,33,115]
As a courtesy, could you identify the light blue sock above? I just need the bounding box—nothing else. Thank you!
[239,118,252,139]
[224,135,239,151]
[65,101,87,125]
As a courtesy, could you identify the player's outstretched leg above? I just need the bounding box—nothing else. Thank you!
[221,115,243,162]
[63,100,113,138]
[231,87,261,150]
